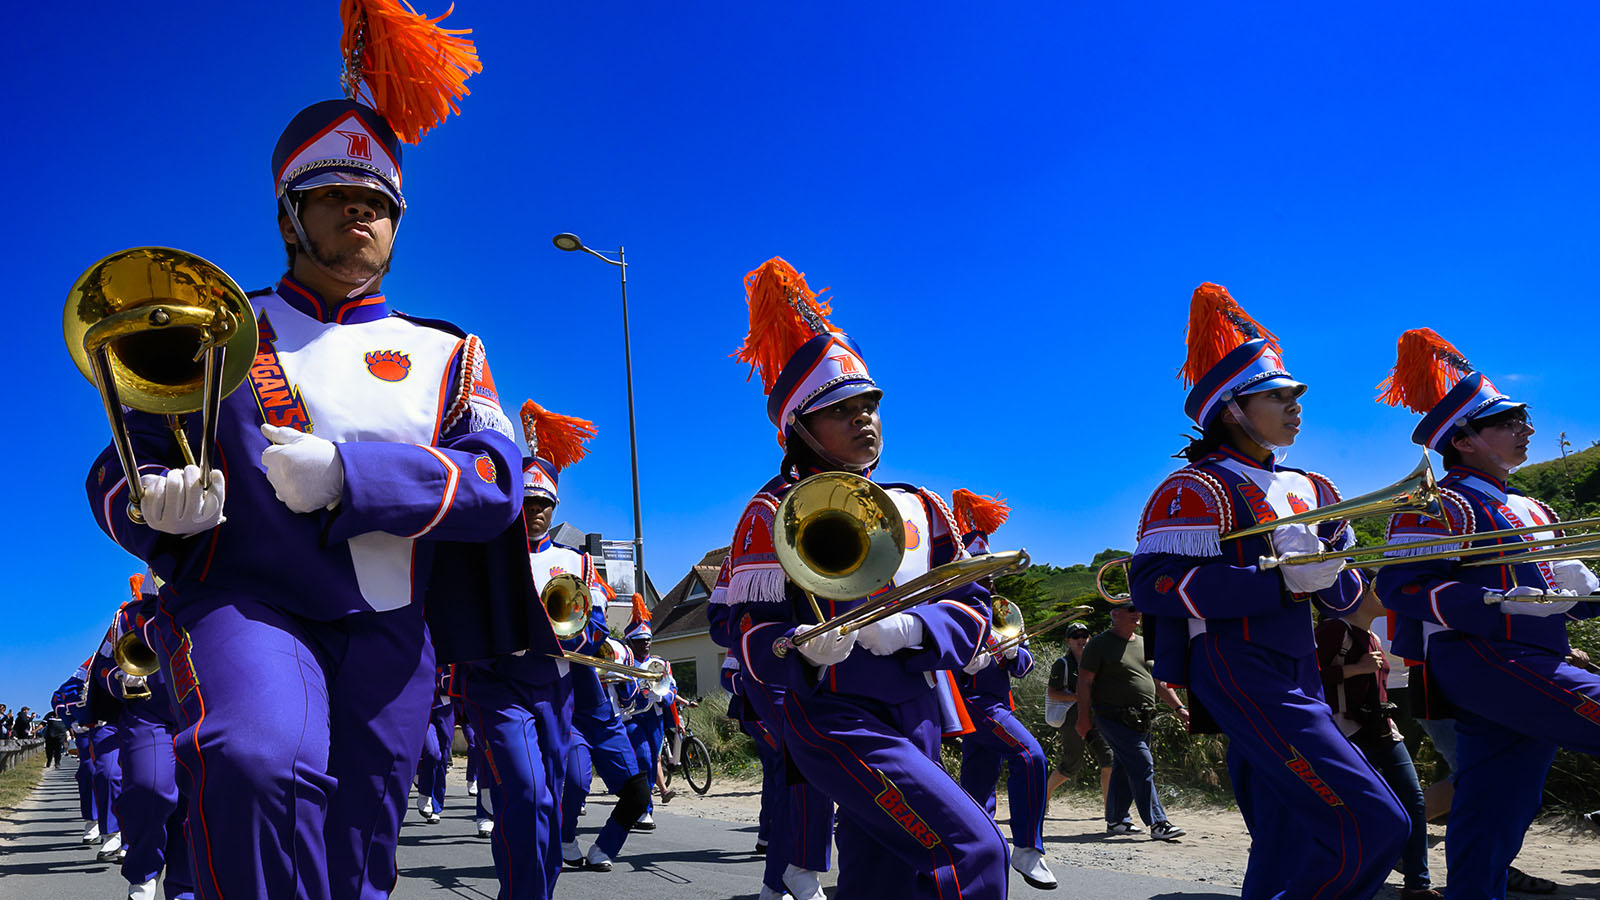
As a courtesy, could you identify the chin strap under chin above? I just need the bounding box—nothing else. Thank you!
[788,417,880,475]
[279,193,396,301]
[1224,395,1287,464]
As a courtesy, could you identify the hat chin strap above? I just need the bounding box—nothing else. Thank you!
[789,417,881,475]
[280,193,397,301]
[1455,419,1517,475]
[1224,395,1287,463]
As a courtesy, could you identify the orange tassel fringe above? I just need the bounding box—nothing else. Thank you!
[1376,328,1473,413]
[734,257,836,394]
[1180,283,1280,387]
[631,593,651,624]
[952,489,1011,535]
[519,400,597,472]
[341,0,482,144]
[128,573,145,603]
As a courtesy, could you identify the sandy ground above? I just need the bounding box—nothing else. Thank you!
[662,774,1600,898]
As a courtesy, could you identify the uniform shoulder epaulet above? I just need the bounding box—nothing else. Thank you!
[246,286,275,299]
[916,487,968,559]
[1134,467,1233,558]
[720,489,785,606]
[1385,486,1475,553]
[1299,469,1343,507]
[1525,495,1562,527]
[392,309,468,338]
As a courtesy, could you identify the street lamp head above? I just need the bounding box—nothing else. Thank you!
[552,233,584,252]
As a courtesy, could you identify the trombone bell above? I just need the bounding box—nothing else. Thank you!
[113,632,160,701]
[774,472,906,601]
[990,595,1023,641]
[542,573,593,638]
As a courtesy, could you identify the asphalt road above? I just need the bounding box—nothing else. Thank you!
[1,762,1240,899]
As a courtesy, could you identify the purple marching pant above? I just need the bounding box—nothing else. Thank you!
[120,699,194,898]
[1426,633,1600,900]
[1190,633,1408,900]
[783,686,1008,900]
[152,596,434,900]
[562,730,591,832]
[741,677,834,891]
[462,671,572,900]
[455,698,481,786]
[418,701,455,813]
[625,712,664,815]
[89,723,122,835]
[959,701,1048,853]
[75,733,96,822]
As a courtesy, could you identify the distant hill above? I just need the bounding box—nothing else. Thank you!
[1508,441,1600,520]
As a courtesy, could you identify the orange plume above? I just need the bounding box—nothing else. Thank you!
[519,400,597,472]
[734,257,836,394]
[952,489,1011,535]
[1376,328,1474,413]
[128,573,145,602]
[1180,283,1280,387]
[340,0,482,144]
[631,592,651,624]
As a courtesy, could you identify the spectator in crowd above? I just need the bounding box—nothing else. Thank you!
[1315,577,1439,900]
[0,704,12,738]
[1075,606,1188,840]
[1045,621,1112,803]
[12,706,35,739]
[43,708,68,767]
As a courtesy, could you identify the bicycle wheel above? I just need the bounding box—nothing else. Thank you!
[682,735,713,795]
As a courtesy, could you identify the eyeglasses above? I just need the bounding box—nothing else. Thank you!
[1483,415,1534,436]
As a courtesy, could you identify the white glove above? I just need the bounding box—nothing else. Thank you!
[1280,555,1345,593]
[261,424,344,513]
[855,613,925,656]
[1003,640,1021,660]
[116,673,147,690]
[1551,559,1600,596]
[963,649,995,675]
[1496,585,1577,617]
[796,623,856,667]
[1272,523,1321,556]
[139,465,226,535]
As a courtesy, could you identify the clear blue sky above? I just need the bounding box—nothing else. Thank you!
[5,2,1599,708]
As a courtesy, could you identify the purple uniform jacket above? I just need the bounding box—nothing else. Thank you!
[1129,447,1364,689]
[713,469,991,704]
[1375,466,1600,662]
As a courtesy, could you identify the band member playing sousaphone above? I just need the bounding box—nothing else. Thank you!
[1129,284,1407,900]
[710,257,1010,900]
[1373,328,1600,900]
[76,6,548,897]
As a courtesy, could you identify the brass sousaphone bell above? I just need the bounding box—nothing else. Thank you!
[112,632,161,701]
[64,247,259,523]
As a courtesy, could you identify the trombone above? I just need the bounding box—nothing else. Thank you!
[989,604,1095,657]
[1257,516,1600,572]
[767,472,1031,658]
[112,632,160,701]
[1225,454,1442,541]
[559,639,669,682]
[1095,556,1133,604]
[65,248,258,524]
[541,576,669,681]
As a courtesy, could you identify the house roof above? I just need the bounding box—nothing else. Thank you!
[650,547,729,641]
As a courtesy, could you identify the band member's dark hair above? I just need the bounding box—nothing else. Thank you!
[1175,396,1251,463]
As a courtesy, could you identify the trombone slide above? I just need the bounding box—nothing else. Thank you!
[1483,591,1599,605]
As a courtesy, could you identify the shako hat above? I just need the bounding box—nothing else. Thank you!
[735,258,880,447]
[624,593,652,641]
[1180,283,1303,426]
[519,401,597,503]
[1377,328,1524,454]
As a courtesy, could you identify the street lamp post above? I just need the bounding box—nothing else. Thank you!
[551,233,646,601]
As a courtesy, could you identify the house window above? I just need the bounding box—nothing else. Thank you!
[670,660,698,698]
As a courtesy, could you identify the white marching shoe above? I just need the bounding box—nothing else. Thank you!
[127,878,159,900]
[633,810,655,831]
[417,796,440,824]
[82,821,100,844]
[585,843,613,872]
[476,817,494,838]
[758,886,794,900]
[1010,846,1058,890]
[96,831,123,861]
[562,840,584,866]
[467,779,478,796]
[783,864,825,900]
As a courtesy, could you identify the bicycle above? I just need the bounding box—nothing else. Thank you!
[659,697,712,795]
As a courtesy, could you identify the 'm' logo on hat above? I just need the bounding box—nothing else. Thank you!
[829,353,862,374]
[336,130,373,160]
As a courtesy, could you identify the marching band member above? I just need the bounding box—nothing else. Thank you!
[1374,329,1600,900]
[951,490,1055,890]
[618,600,679,830]
[1129,284,1407,900]
[446,664,496,837]
[714,257,1009,899]
[80,8,545,897]
[416,667,455,825]
[720,653,779,854]
[53,664,98,845]
[85,614,126,864]
[102,573,194,900]
[457,400,608,897]
[559,623,650,870]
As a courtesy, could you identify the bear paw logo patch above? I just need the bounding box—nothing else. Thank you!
[1155,575,1175,594]
[474,455,497,483]
[365,350,411,382]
